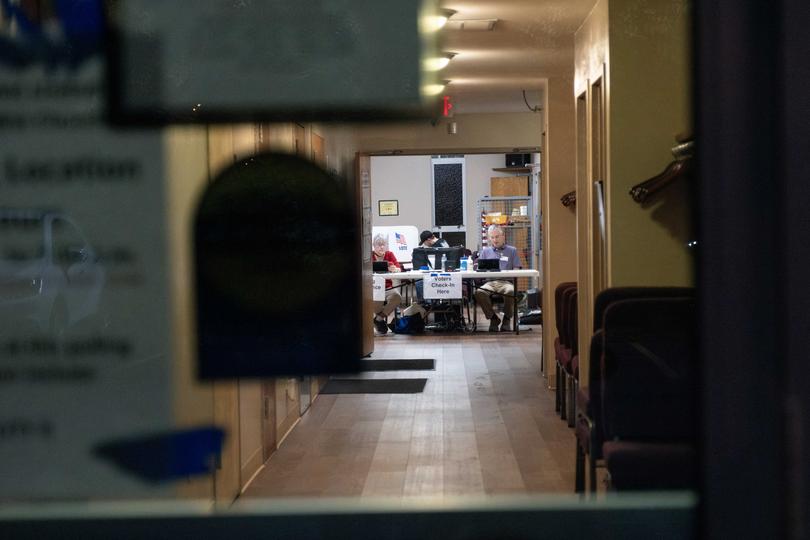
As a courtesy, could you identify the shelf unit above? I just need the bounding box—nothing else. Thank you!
[477,195,536,291]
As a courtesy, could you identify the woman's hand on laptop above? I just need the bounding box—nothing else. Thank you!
[388,264,401,273]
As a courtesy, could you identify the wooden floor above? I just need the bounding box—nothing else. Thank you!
[241,329,576,500]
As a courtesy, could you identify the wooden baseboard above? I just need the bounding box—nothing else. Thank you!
[240,445,264,491]
[277,416,300,447]
[239,463,265,495]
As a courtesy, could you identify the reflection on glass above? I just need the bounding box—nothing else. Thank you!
[0,210,105,337]
[0,0,698,536]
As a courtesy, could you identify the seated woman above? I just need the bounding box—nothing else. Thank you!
[371,233,403,334]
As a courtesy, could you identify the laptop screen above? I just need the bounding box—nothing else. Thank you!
[373,260,389,273]
[477,258,500,271]
[412,246,463,270]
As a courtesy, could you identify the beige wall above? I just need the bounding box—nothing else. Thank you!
[541,74,578,378]
[260,124,296,155]
[371,155,432,236]
[573,0,610,372]
[230,125,267,491]
[313,124,357,179]
[164,121,359,503]
[574,0,610,98]
[573,0,694,388]
[608,0,693,286]
[238,380,263,488]
[163,126,215,499]
[355,112,542,153]
[204,126,241,504]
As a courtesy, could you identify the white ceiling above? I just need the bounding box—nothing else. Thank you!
[436,0,598,114]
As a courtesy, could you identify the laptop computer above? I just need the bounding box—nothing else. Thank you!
[373,260,389,273]
[477,258,500,271]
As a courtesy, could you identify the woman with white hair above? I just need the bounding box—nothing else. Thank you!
[371,233,402,334]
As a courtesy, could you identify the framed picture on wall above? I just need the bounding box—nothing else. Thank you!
[378,200,399,216]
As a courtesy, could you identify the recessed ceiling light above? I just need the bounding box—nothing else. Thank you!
[422,52,457,72]
[422,80,451,97]
[420,8,457,33]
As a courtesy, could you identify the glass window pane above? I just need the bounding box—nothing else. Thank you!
[433,162,464,227]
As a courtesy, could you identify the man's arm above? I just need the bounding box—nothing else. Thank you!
[510,247,522,269]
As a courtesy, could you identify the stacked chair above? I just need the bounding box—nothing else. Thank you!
[553,282,577,420]
[562,288,579,427]
[574,286,696,493]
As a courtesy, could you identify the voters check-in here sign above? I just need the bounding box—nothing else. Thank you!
[424,273,463,300]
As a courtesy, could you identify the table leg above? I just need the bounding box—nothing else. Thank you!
[471,281,478,332]
[514,277,519,335]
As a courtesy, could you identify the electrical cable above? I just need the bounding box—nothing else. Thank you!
[522,90,542,113]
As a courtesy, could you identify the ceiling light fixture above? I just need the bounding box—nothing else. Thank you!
[422,80,451,97]
[422,52,457,72]
[420,8,457,33]
[445,18,498,31]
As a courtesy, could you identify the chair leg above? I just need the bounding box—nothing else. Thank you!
[540,338,545,376]
[566,375,576,428]
[555,361,561,412]
[588,424,599,496]
[575,441,585,493]
[558,365,567,420]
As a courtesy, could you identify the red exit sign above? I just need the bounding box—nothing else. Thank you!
[442,95,453,117]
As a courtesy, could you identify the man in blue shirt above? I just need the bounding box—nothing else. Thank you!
[475,225,522,332]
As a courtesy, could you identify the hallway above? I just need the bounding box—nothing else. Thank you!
[241,331,575,500]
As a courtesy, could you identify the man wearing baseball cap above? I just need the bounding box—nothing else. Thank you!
[419,230,448,247]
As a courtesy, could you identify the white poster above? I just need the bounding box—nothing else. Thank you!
[0,7,172,499]
[372,275,386,301]
[424,273,462,299]
[371,225,419,263]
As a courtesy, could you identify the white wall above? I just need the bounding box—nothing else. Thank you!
[370,154,513,251]
[370,155,431,242]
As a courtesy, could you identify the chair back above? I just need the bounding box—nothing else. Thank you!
[593,287,695,333]
[566,289,579,355]
[559,284,577,348]
[600,297,697,443]
[554,282,576,339]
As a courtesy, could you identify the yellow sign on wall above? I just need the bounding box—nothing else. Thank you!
[378,200,399,216]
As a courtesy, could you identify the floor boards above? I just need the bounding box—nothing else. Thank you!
[241,329,576,501]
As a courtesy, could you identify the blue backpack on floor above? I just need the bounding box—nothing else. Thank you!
[393,314,425,334]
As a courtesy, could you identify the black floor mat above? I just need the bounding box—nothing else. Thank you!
[361,359,435,371]
[321,378,427,394]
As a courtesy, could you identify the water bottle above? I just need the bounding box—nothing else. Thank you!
[460,257,468,271]
[441,254,447,271]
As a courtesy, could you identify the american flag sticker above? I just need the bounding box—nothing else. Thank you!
[395,232,408,250]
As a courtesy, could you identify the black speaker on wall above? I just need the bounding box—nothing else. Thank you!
[506,153,532,168]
